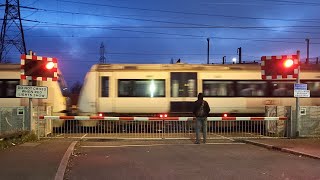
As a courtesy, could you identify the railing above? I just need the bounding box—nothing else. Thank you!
[38,116,288,139]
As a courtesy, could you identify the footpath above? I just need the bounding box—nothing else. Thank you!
[0,139,76,180]
[242,138,320,159]
[0,138,319,180]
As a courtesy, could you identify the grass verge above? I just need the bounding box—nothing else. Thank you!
[0,131,38,150]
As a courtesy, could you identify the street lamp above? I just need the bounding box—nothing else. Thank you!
[232,57,237,64]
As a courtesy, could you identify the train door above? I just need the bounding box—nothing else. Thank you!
[170,72,197,113]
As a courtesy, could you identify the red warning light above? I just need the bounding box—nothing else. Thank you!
[46,62,55,70]
[284,59,294,68]
[223,113,228,117]
[159,114,168,118]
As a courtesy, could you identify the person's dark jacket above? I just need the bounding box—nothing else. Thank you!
[193,98,210,117]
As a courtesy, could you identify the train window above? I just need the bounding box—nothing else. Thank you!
[302,81,320,97]
[0,80,19,98]
[101,76,109,97]
[171,72,197,97]
[0,81,3,97]
[6,81,19,97]
[237,81,267,97]
[118,79,165,97]
[270,81,294,97]
[203,80,234,97]
[119,80,131,96]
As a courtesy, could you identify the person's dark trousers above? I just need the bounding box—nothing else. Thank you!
[195,117,207,143]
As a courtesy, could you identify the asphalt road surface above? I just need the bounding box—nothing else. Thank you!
[65,140,320,180]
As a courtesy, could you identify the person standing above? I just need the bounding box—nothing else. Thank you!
[193,93,210,144]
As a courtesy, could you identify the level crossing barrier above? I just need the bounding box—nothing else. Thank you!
[38,116,288,139]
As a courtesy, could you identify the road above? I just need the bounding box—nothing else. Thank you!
[65,139,320,180]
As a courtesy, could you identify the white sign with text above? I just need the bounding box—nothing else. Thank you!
[16,85,48,99]
[294,90,310,98]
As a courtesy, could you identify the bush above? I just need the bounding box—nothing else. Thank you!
[0,131,38,150]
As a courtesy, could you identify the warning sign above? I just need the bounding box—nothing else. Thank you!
[16,85,48,99]
[294,90,310,98]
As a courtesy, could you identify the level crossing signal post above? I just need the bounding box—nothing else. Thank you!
[261,50,302,138]
[18,50,58,137]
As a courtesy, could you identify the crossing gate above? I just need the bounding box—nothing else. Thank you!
[38,116,288,140]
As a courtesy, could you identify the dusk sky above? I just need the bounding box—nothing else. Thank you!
[1,0,320,86]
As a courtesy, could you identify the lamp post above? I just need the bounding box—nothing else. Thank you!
[207,38,210,64]
[232,57,237,64]
[295,50,301,138]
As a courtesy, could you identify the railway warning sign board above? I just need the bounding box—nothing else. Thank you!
[294,90,310,97]
[20,54,58,81]
[16,85,48,99]
[294,83,307,90]
[294,83,309,97]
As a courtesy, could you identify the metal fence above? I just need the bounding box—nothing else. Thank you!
[299,106,320,137]
[38,116,287,140]
[0,106,52,137]
[5,105,319,139]
[0,107,29,136]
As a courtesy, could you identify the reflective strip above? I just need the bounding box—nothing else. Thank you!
[263,117,282,121]
[134,117,149,121]
[76,116,91,120]
[178,117,193,121]
[42,116,61,120]
[236,117,251,121]
[104,117,120,121]
[207,117,221,121]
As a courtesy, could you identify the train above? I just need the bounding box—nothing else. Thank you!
[0,63,69,119]
[77,63,320,122]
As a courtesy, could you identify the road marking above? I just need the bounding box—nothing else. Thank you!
[214,134,235,141]
[54,141,78,180]
[81,142,245,148]
[80,133,88,139]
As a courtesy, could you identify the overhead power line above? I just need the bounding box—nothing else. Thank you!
[20,4,320,23]
[23,34,320,44]
[260,0,320,6]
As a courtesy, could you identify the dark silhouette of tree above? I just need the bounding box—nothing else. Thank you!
[71,81,82,94]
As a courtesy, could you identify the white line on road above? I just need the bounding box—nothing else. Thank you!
[214,134,236,141]
[54,141,78,180]
[81,143,245,148]
[80,133,88,139]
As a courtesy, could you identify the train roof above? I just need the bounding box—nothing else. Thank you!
[0,63,20,70]
[0,63,64,77]
[91,63,320,72]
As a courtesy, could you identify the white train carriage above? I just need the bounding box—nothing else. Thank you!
[0,63,68,119]
[78,63,320,125]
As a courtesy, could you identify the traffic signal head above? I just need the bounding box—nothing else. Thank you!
[21,54,58,80]
[261,55,298,80]
[284,59,294,68]
[24,59,56,77]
